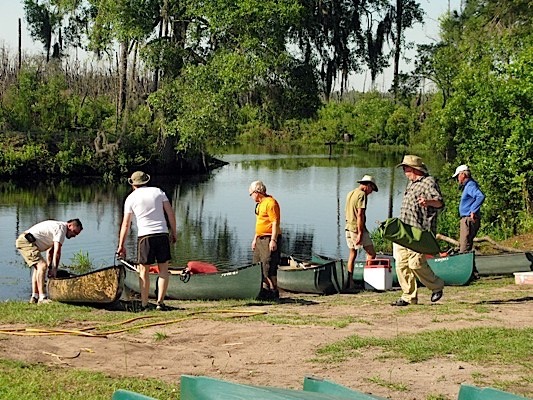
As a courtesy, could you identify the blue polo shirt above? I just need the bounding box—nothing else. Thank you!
[459,179,485,217]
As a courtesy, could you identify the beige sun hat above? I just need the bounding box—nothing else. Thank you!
[357,175,378,192]
[128,171,151,185]
[396,155,428,173]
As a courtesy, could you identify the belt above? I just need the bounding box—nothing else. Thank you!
[258,235,272,240]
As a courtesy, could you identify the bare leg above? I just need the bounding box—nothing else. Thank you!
[138,264,150,307]
[157,262,170,304]
[364,245,376,260]
[35,261,48,298]
[347,248,357,287]
[31,266,38,295]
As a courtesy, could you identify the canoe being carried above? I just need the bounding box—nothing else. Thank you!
[47,265,125,304]
[122,262,263,300]
[277,257,346,295]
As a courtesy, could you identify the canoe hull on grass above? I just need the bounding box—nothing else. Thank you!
[123,262,263,300]
[313,252,474,288]
[180,375,384,400]
[47,265,125,304]
[476,252,533,275]
[277,259,346,295]
[303,376,387,399]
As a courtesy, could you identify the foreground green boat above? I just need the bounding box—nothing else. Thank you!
[180,375,384,400]
[303,376,387,399]
[47,265,125,304]
[123,262,263,300]
[277,258,346,295]
[458,384,531,400]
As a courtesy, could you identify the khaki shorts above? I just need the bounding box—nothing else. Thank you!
[345,230,373,250]
[15,234,43,267]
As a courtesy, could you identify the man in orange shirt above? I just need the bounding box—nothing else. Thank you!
[249,180,281,299]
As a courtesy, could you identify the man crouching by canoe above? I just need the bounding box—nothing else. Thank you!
[117,171,177,311]
[249,180,281,300]
[16,219,83,304]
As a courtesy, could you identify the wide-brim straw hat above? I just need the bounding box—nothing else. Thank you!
[357,175,378,192]
[396,155,428,173]
[128,171,151,185]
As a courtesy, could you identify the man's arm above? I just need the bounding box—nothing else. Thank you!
[47,242,62,277]
[269,219,280,251]
[163,201,177,243]
[117,213,132,257]
[356,207,365,244]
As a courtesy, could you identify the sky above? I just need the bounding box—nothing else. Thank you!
[0,0,462,91]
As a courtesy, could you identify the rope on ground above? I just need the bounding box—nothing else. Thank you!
[0,308,267,337]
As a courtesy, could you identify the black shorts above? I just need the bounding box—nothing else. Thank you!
[137,233,171,265]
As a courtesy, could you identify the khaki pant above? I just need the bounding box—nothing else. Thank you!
[393,243,444,304]
[459,216,480,253]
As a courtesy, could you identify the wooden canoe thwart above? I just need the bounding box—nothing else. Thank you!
[123,262,263,300]
[277,257,346,295]
[47,265,125,304]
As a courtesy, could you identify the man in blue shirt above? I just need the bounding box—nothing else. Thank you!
[452,164,486,255]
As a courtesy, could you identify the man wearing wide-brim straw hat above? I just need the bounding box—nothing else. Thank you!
[344,174,378,288]
[391,155,445,306]
[117,171,178,311]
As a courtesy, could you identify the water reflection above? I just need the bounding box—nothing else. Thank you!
[0,147,444,300]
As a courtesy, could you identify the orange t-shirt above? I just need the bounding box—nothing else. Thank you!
[255,196,281,236]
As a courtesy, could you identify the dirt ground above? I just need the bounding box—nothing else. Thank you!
[1,280,532,400]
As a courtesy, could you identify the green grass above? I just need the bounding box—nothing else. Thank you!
[0,359,179,400]
[367,376,409,392]
[315,327,533,365]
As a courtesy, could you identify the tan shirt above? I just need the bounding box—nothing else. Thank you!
[345,188,367,233]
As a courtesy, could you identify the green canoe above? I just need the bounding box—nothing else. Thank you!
[180,375,382,400]
[313,252,474,288]
[123,262,263,300]
[476,252,533,276]
[48,265,125,304]
[458,384,531,400]
[303,376,387,399]
[112,389,157,400]
[277,257,346,295]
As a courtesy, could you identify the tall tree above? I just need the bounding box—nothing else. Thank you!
[24,0,61,62]
[390,0,423,97]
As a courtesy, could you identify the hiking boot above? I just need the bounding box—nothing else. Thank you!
[38,298,52,304]
[390,299,410,306]
[431,290,443,303]
[29,296,38,304]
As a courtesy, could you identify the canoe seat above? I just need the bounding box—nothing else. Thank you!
[112,389,158,400]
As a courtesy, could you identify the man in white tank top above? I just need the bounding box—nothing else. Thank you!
[117,171,177,311]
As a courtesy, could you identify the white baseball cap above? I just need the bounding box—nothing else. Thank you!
[452,164,469,178]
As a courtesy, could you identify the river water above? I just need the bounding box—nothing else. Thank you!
[0,147,442,300]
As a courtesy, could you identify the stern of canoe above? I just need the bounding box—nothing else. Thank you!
[48,265,125,304]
